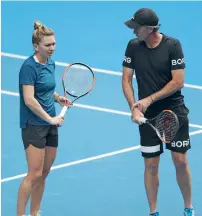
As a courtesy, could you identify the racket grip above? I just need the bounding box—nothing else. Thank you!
[139,117,147,124]
[59,106,68,117]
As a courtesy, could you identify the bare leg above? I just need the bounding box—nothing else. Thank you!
[17,145,45,216]
[172,152,192,208]
[30,146,57,216]
[144,156,160,214]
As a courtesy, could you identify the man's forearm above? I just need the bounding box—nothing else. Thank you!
[151,79,184,103]
[122,80,136,109]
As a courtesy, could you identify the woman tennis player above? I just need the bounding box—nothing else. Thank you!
[17,21,71,216]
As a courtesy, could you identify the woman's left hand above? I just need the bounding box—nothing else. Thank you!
[57,95,72,107]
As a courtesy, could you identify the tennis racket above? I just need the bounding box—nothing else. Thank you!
[140,110,179,143]
[59,62,95,117]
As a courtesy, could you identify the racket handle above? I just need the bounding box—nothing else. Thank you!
[59,106,68,117]
[139,117,147,124]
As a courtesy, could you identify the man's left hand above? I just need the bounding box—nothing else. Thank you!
[133,96,153,113]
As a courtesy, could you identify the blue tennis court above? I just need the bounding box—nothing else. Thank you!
[1,2,202,216]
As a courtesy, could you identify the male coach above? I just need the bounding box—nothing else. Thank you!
[122,8,194,216]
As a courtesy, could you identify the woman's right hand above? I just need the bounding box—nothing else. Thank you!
[49,116,64,125]
[131,107,144,125]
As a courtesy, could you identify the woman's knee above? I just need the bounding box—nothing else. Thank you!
[26,170,43,185]
[42,168,51,179]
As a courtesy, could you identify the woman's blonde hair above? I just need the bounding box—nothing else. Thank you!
[32,21,54,45]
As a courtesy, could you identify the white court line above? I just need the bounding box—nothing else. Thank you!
[1,145,141,183]
[190,130,202,136]
[1,52,124,77]
[189,124,202,130]
[1,129,202,183]
[1,90,202,129]
[1,52,202,90]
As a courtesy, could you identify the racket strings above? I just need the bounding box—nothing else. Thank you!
[155,111,179,143]
[64,65,94,96]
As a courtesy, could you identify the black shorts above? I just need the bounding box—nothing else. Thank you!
[139,105,191,158]
[21,124,58,150]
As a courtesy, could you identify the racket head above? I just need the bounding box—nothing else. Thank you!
[62,62,95,101]
[154,110,179,143]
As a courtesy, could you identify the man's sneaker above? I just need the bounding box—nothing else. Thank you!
[150,212,159,216]
[184,208,195,216]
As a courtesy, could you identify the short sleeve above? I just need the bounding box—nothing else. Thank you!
[170,40,185,70]
[122,40,134,69]
[19,65,37,85]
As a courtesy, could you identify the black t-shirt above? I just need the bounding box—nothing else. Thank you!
[122,33,185,115]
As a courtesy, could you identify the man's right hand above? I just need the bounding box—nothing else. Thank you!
[131,107,144,125]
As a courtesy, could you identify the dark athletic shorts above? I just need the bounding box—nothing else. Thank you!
[139,104,191,158]
[21,124,58,150]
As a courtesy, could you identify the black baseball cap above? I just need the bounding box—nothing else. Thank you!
[124,8,159,29]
